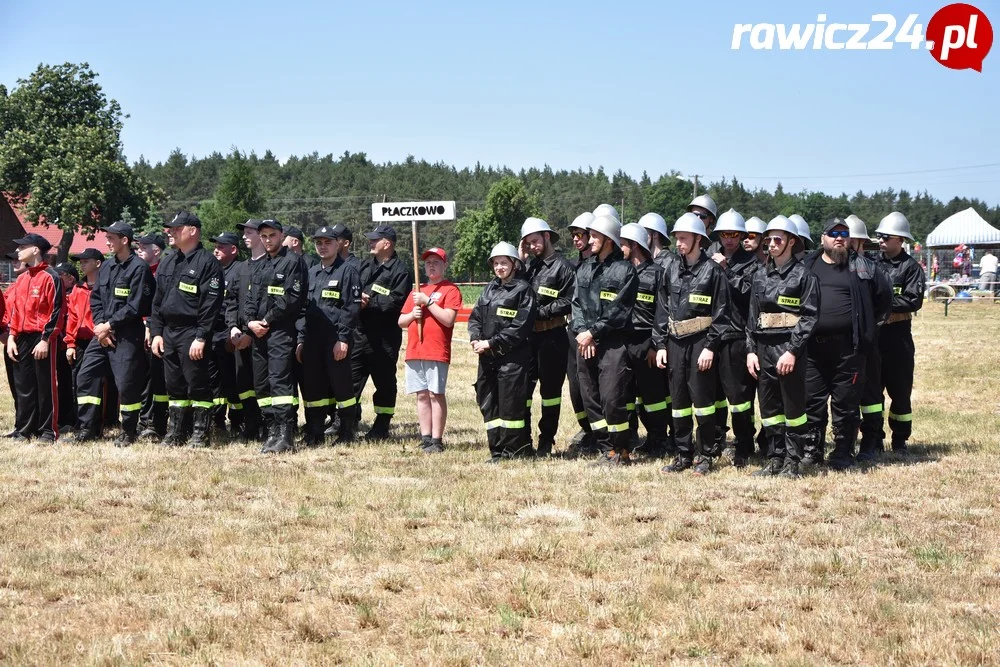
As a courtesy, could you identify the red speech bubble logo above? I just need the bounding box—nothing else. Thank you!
[927,3,993,71]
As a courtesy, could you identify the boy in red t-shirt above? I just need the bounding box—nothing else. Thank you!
[398,248,463,452]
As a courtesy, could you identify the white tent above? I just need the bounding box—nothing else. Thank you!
[925,207,1000,247]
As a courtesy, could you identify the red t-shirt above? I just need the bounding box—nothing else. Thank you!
[401,280,463,363]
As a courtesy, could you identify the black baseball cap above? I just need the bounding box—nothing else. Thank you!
[364,224,396,242]
[137,233,166,249]
[823,218,849,233]
[101,221,135,239]
[12,233,52,254]
[165,212,201,228]
[330,224,353,241]
[70,248,105,261]
[258,219,283,232]
[212,231,241,246]
[312,226,339,240]
[55,262,79,281]
[285,226,304,242]
[237,219,262,230]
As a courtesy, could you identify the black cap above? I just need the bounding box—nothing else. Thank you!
[823,218,849,233]
[258,219,283,232]
[165,212,202,228]
[70,248,105,261]
[236,218,262,230]
[12,233,52,254]
[285,226,304,241]
[101,221,135,238]
[137,233,166,249]
[330,224,353,241]
[312,226,339,240]
[55,262,79,281]
[364,224,396,242]
[211,231,241,246]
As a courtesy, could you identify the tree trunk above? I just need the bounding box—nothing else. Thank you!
[57,228,75,265]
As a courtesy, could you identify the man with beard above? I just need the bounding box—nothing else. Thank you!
[802,219,891,470]
[519,217,576,457]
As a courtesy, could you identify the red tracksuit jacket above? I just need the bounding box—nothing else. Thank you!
[7,263,63,340]
[63,282,95,349]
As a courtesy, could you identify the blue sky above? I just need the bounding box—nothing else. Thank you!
[3,0,998,205]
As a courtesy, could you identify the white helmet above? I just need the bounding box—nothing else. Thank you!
[671,212,708,239]
[620,223,651,255]
[765,216,804,253]
[687,194,718,219]
[845,214,869,241]
[588,215,622,247]
[569,211,595,231]
[487,241,520,269]
[713,208,746,237]
[593,203,620,222]
[875,211,914,241]
[745,216,767,235]
[637,212,669,241]
[788,214,814,248]
[520,217,558,243]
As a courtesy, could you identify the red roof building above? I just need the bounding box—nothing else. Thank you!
[1,192,109,259]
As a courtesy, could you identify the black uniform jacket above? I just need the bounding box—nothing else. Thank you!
[652,250,730,351]
[226,254,267,333]
[298,255,363,345]
[148,243,223,341]
[879,250,925,314]
[468,275,537,357]
[803,250,892,352]
[92,251,154,332]
[571,249,638,344]
[358,253,413,335]
[525,251,575,322]
[745,256,820,358]
[630,259,663,336]
[721,248,760,341]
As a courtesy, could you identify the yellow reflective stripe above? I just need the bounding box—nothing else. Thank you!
[606,421,630,433]
[672,407,693,418]
[178,282,198,294]
[636,292,655,303]
[689,294,711,305]
[715,399,729,410]
[192,401,215,409]
[626,402,635,411]
[777,295,800,307]
[153,394,169,403]
[730,401,752,413]
[371,284,391,296]
[485,419,502,430]
[373,406,394,415]
[304,399,331,408]
[228,402,244,410]
[169,400,191,408]
[575,411,587,420]
[785,414,808,427]
[540,397,561,407]
[238,390,257,400]
[321,289,340,299]
[77,396,102,405]
[337,397,358,409]
[860,403,883,414]
[119,402,142,412]
[694,405,717,417]
[643,400,669,413]
[213,397,227,405]
[537,286,559,298]
[267,285,285,295]
[526,399,533,408]
[590,419,608,430]
[257,397,273,407]
[761,414,786,427]
[500,419,525,429]
[635,397,643,405]
[497,307,517,318]
[888,412,912,422]
[271,396,298,406]
[893,286,903,295]
[114,287,130,297]
[664,396,671,404]
[599,291,617,301]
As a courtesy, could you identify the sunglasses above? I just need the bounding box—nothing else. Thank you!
[763,236,786,245]
[719,231,742,240]
[571,231,588,239]
[691,212,710,220]
[825,230,850,239]
[746,233,760,240]
[876,233,896,240]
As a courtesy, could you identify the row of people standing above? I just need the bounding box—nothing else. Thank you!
[468,198,924,474]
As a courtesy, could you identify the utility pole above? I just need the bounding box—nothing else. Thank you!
[692,175,699,199]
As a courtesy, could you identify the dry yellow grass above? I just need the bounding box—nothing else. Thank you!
[1,302,999,665]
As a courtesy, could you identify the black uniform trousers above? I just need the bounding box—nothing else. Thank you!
[667,334,717,460]
[526,326,569,450]
[625,336,670,446]
[212,337,243,430]
[253,324,299,426]
[879,321,915,444]
[717,337,757,458]
[475,348,531,458]
[12,332,59,439]
[578,339,632,454]
[76,324,147,436]
[162,325,218,412]
[756,334,808,463]
[858,338,885,453]
[56,340,76,431]
[139,347,168,435]
[804,332,863,463]
[351,329,402,421]
[566,328,590,432]
[301,330,356,434]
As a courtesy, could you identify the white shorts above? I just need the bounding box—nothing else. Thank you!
[405,360,449,395]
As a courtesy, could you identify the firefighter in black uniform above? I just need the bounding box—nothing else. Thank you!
[802,218,892,470]
[565,212,597,455]
[873,212,925,453]
[351,224,413,439]
[746,217,819,478]
[468,242,537,461]
[654,213,730,476]
[149,212,225,448]
[619,223,671,457]
[208,231,247,439]
[297,225,363,446]
[710,209,760,467]
[519,217,576,456]
[74,221,155,444]
[234,219,308,454]
[136,233,168,441]
[572,215,639,466]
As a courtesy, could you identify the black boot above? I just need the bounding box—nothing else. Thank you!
[189,409,212,448]
[299,418,326,448]
[260,419,280,453]
[333,413,357,446]
[160,407,186,447]
[263,421,295,454]
[364,413,392,440]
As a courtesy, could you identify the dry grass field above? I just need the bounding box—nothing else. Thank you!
[1,303,998,665]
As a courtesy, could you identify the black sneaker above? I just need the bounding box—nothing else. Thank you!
[692,457,712,476]
[752,459,784,477]
[73,430,98,443]
[800,454,824,468]
[828,456,855,471]
[422,440,445,454]
[593,450,631,467]
[661,456,692,473]
[779,460,801,479]
[856,448,881,463]
[138,426,162,441]
[364,425,391,441]
[114,431,136,448]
